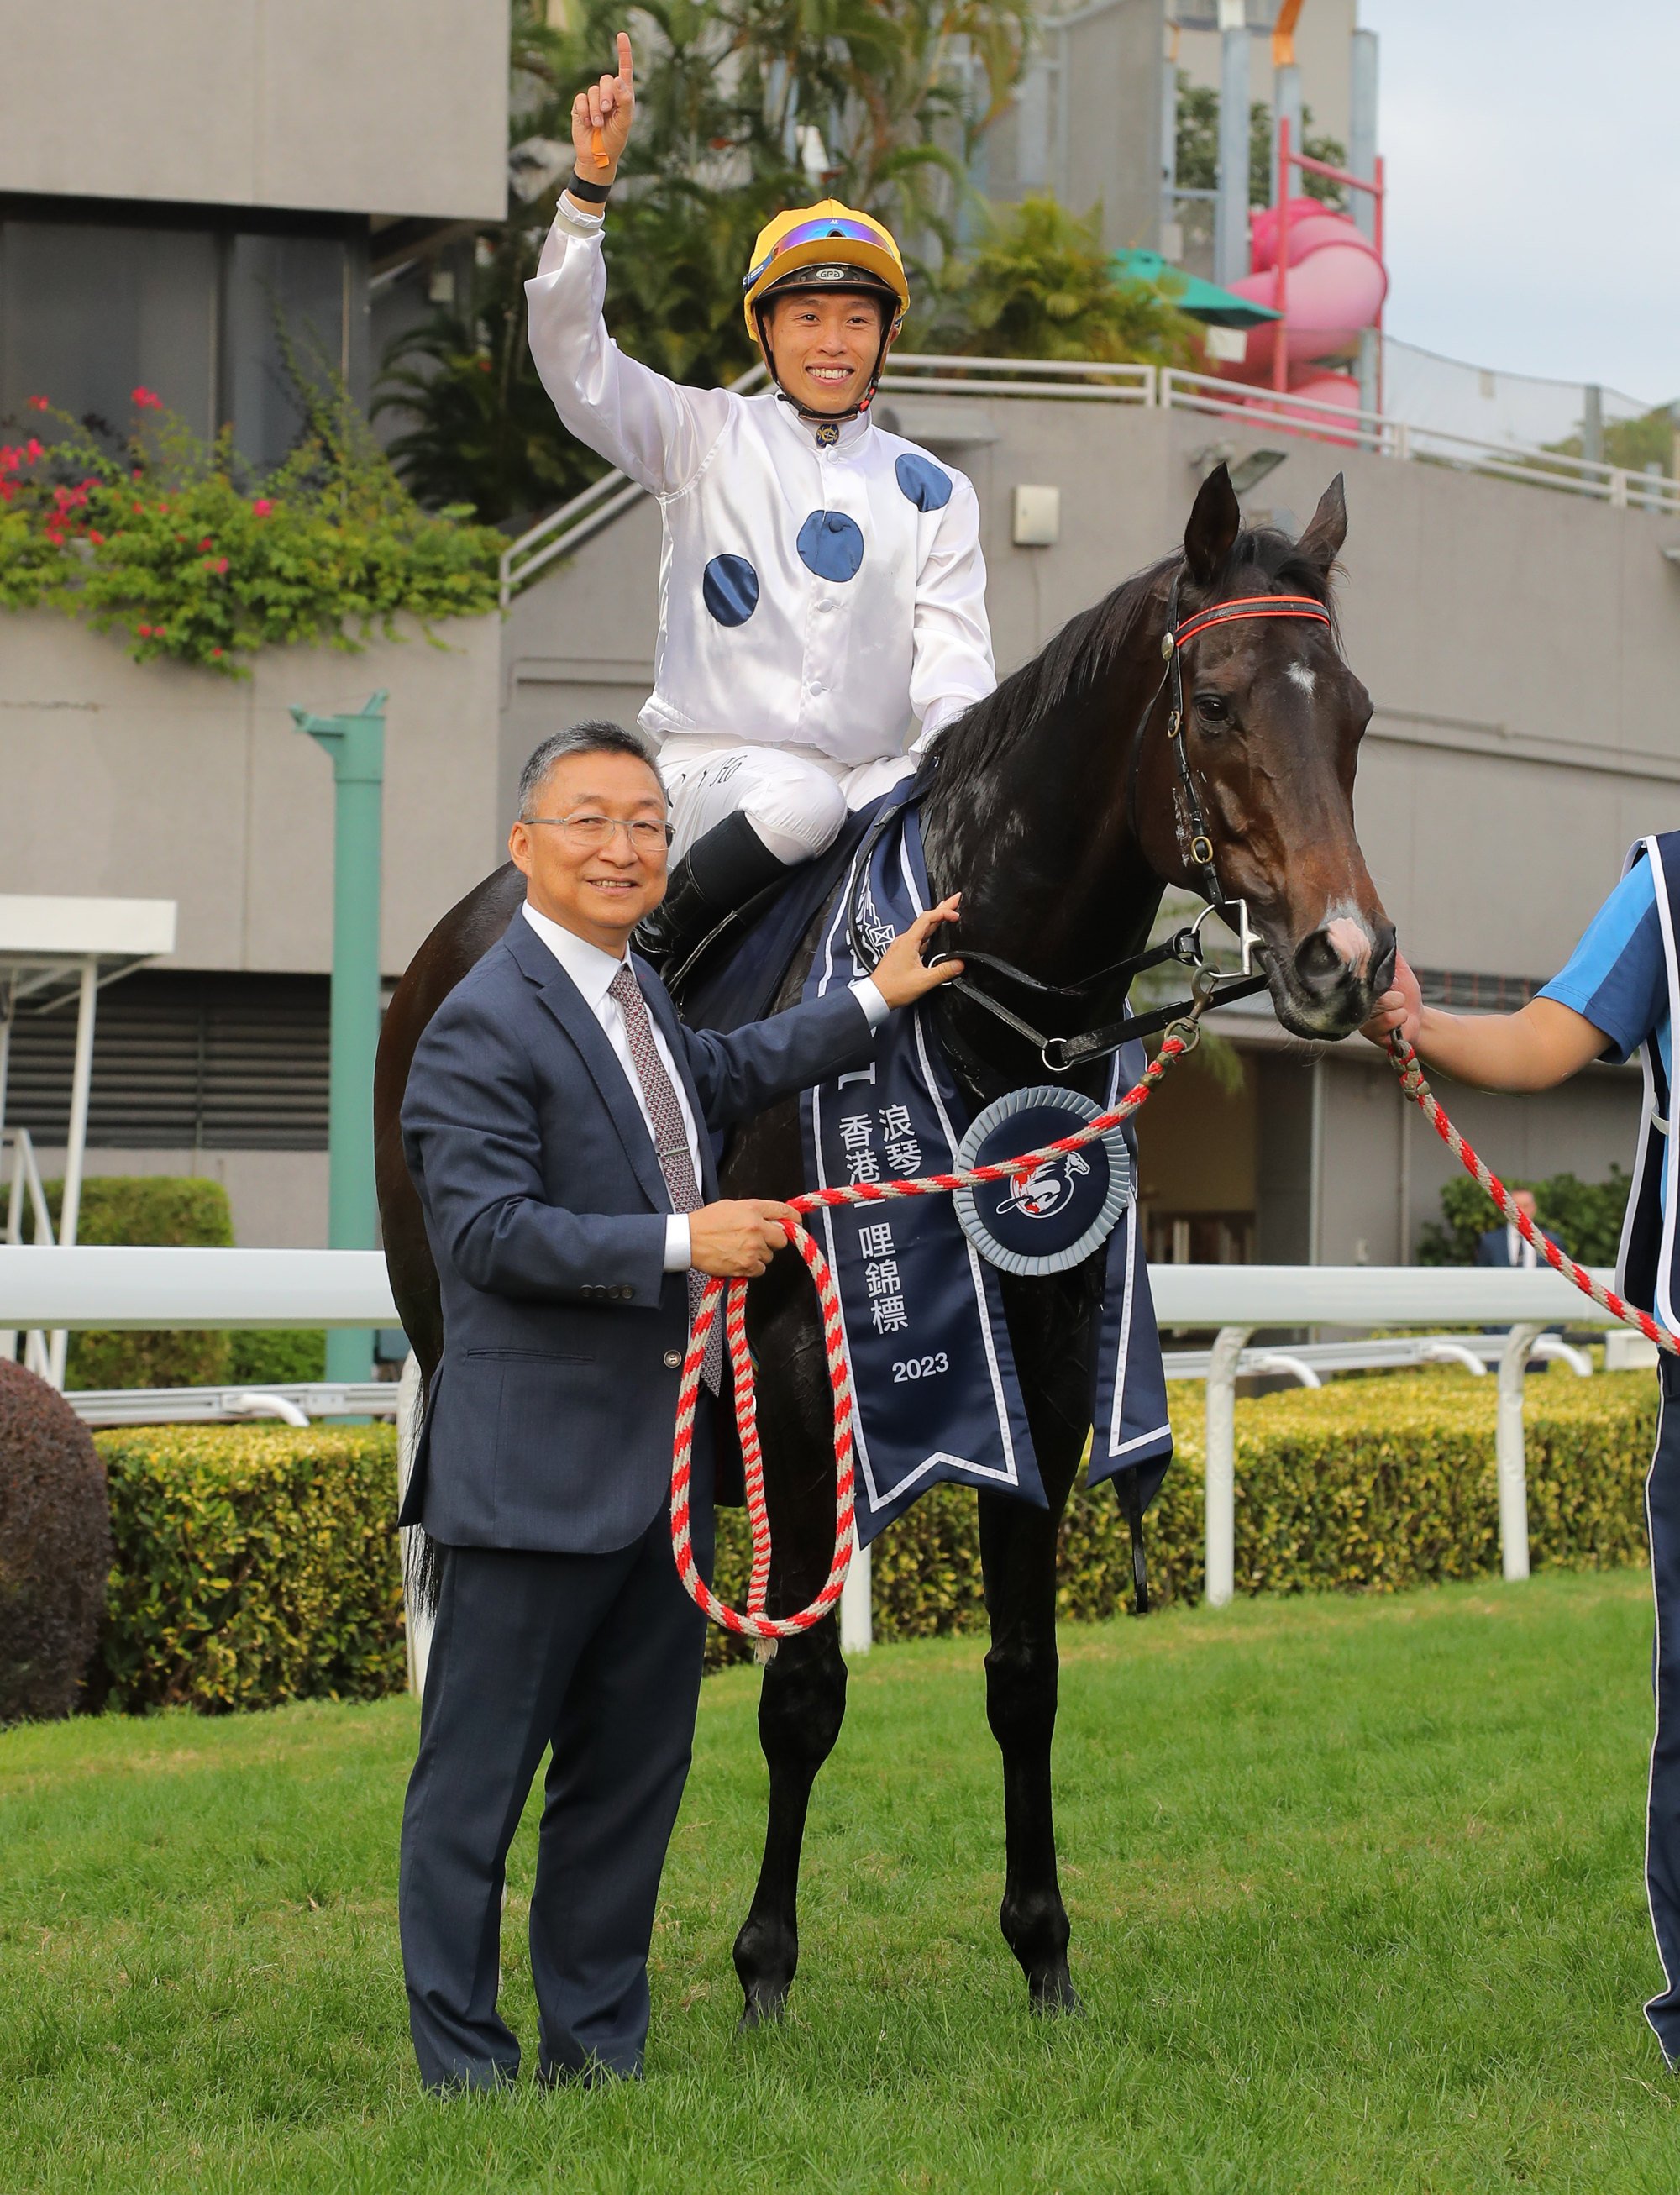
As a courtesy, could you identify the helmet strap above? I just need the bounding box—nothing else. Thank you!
[755,307,900,427]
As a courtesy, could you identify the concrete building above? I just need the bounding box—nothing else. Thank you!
[0,0,509,461]
[501,381,1680,1272]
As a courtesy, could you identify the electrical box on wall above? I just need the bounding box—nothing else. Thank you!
[1011,484,1060,547]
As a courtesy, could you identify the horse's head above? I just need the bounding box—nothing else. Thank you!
[1139,464,1394,1041]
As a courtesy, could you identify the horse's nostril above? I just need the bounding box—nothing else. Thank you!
[1370,926,1398,995]
[1294,930,1344,990]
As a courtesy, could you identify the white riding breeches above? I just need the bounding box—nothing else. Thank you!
[658,733,918,866]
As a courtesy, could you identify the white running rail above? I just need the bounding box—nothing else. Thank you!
[1,1126,55,1379]
[0,1248,1641,1640]
[496,352,1677,602]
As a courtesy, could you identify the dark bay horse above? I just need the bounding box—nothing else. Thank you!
[375,463,1394,2023]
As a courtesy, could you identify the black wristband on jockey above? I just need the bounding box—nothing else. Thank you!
[567,170,612,204]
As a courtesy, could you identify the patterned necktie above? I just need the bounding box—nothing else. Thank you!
[607,962,722,1394]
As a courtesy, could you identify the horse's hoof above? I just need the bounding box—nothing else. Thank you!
[738,1988,787,2032]
[1029,1968,1084,2018]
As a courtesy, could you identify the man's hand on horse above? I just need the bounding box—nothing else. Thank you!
[872,895,965,1009]
[689,1198,801,1279]
[1360,948,1421,1048]
[569,32,635,188]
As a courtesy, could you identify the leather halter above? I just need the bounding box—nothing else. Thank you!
[853,581,1336,1075]
[1160,582,1333,910]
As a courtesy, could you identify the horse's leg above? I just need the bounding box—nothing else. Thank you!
[977,1269,1095,2013]
[724,1179,852,2027]
[977,1480,1080,2012]
[732,1609,848,2025]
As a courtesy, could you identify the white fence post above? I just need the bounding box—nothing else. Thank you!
[1204,1324,1253,1608]
[1495,1321,1541,1582]
[840,1526,872,1655]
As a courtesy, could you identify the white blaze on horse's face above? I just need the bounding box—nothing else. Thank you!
[1320,901,1375,979]
[1285,659,1317,698]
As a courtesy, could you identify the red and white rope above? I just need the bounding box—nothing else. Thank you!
[1386,1032,1677,1356]
[669,1019,1206,1651]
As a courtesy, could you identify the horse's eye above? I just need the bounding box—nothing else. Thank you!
[1194,692,1229,727]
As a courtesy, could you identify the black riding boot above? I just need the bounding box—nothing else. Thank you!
[633,810,792,974]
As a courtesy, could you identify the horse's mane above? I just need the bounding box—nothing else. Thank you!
[932,523,1338,805]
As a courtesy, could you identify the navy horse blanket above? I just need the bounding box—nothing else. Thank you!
[685,791,1173,1545]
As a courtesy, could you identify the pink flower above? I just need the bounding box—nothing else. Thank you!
[25,439,43,462]
[251,498,273,517]
[213,557,228,575]
[88,529,105,545]
[198,535,213,550]
[26,396,48,412]
[131,387,163,411]
[210,647,223,659]
[137,624,153,638]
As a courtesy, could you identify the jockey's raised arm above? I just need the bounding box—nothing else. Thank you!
[524,32,997,972]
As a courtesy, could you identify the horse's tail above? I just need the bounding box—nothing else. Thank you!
[396,1354,443,1657]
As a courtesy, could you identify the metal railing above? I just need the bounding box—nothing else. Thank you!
[1,1126,54,1378]
[65,1381,401,1427]
[496,350,1677,603]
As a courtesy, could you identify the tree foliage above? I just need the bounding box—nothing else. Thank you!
[1173,73,1347,259]
[377,0,1037,522]
[921,196,1198,367]
[0,380,501,675]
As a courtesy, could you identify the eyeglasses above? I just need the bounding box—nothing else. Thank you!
[522,814,674,853]
[745,217,892,291]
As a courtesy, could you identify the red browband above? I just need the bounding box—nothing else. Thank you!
[1172,594,1331,650]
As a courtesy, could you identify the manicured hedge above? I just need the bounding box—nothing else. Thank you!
[94,1424,403,1713]
[709,1369,1660,1657]
[87,1373,1662,1705]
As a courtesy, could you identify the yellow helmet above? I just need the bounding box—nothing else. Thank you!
[742,201,910,341]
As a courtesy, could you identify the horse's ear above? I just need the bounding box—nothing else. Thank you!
[1184,463,1242,586]
[1295,473,1347,579]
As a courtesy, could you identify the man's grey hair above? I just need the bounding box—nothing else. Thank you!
[517,721,666,819]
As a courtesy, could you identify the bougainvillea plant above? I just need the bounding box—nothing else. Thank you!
[0,384,503,677]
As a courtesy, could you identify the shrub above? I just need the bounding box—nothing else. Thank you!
[1,386,501,675]
[0,1360,113,1721]
[95,1424,403,1713]
[228,1330,328,1385]
[39,1176,234,1389]
[709,1369,1658,1657]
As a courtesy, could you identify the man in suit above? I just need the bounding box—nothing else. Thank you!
[1473,1186,1566,1271]
[397,718,959,2093]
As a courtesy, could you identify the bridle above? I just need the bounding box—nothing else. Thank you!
[856,580,1336,1075]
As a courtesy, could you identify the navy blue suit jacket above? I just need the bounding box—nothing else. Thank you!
[399,913,877,1554]
[1474,1223,1567,1268]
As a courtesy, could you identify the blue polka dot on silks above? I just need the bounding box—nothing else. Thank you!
[895,453,953,512]
[796,509,866,583]
[702,553,760,627]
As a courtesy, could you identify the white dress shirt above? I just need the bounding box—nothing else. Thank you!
[1505,1220,1539,1270]
[521,901,888,1270]
[525,201,996,765]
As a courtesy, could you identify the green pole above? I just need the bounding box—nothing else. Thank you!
[291,690,388,1387]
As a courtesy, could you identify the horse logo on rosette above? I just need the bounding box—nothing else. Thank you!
[953,1085,1133,1278]
[995,1149,1091,1224]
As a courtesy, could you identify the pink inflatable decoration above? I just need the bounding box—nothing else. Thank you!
[1220,196,1388,407]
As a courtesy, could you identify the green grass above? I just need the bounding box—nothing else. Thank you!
[3,1572,1677,2192]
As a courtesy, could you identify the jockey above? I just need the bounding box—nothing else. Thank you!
[525,33,995,965]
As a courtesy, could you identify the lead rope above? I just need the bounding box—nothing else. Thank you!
[1386,1032,1678,1356]
[669,1000,1210,1657]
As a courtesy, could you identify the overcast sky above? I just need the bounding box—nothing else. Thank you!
[1357,0,1679,405]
